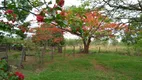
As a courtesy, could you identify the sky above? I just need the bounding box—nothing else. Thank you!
[64,0,81,7]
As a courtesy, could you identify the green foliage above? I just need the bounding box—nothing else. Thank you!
[0,37,14,45]
[12,53,20,60]
[65,6,86,34]
[122,14,142,45]
[0,59,8,72]
[0,60,19,80]
[65,39,83,46]
[0,22,12,32]
[0,21,27,39]
[134,34,142,52]
[5,0,32,21]
[111,39,119,46]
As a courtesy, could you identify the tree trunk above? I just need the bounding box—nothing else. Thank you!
[57,46,62,53]
[79,46,83,53]
[41,43,46,64]
[98,47,101,53]
[82,37,91,54]
[51,47,54,60]
[73,46,75,57]
[63,46,66,58]
[5,45,8,62]
[19,47,25,69]
[83,44,89,53]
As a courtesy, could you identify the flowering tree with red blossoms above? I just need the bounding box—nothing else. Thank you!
[0,0,128,54]
[32,23,64,46]
[61,7,127,53]
[0,0,65,79]
[31,23,64,61]
[0,0,65,39]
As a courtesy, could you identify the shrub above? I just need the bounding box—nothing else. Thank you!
[0,59,24,80]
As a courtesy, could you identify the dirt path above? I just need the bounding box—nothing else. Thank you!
[93,59,132,80]
[93,60,110,72]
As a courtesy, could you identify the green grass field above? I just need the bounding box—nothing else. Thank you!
[21,53,142,80]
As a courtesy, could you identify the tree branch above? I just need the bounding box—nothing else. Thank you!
[138,0,142,11]
[4,0,6,8]
[27,0,40,11]
[51,22,82,37]
[0,6,37,15]
[103,0,142,11]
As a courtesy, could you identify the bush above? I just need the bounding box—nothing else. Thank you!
[0,59,24,80]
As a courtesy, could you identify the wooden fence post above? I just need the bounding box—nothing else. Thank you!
[51,47,54,60]
[19,47,26,69]
[116,48,118,52]
[73,46,75,57]
[98,47,101,53]
[63,46,66,58]
[0,44,8,62]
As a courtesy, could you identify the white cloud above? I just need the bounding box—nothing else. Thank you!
[64,32,79,39]
[40,0,81,7]
[64,0,81,7]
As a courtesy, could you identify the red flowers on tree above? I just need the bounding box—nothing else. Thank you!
[64,9,127,53]
[18,25,28,33]
[0,60,25,80]
[15,72,24,80]
[36,15,44,22]
[5,9,13,14]
[60,11,66,16]
[57,0,65,7]
[32,23,64,44]
[4,9,17,23]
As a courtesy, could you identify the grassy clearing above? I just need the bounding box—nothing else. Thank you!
[21,52,142,80]
[92,53,142,80]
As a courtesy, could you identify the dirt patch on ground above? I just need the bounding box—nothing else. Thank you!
[93,60,109,72]
[93,60,132,79]
[24,56,36,62]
